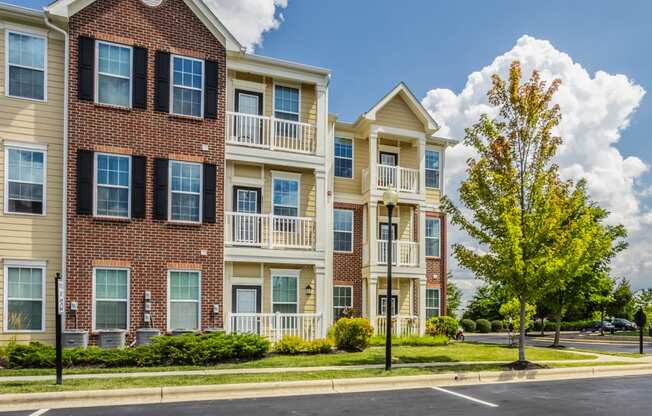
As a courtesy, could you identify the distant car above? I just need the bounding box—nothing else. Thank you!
[611,318,637,331]
[584,321,614,332]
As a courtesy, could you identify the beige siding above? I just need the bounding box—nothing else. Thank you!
[333,136,368,195]
[426,188,442,205]
[378,278,413,315]
[376,95,425,132]
[0,26,64,344]
[232,263,262,279]
[233,163,262,179]
[262,166,315,218]
[262,265,315,313]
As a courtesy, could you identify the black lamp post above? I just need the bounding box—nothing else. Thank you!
[383,189,398,371]
[55,272,63,385]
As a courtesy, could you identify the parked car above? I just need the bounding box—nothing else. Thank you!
[611,318,637,331]
[583,321,614,332]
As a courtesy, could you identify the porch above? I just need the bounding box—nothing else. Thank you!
[227,312,324,342]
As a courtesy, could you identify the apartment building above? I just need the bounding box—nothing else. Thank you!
[0,3,65,344]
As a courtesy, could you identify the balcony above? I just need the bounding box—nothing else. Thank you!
[362,165,420,194]
[228,313,324,342]
[226,111,317,155]
[225,212,316,250]
[377,240,419,267]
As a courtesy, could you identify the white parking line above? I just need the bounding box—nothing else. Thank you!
[29,409,49,416]
[432,386,499,408]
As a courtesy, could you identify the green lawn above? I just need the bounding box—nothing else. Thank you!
[0,343,594,378]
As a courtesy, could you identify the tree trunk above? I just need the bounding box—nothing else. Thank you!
[540,316,545,336]
[553,313,562,347]
[519,296,526,362]
[600,307,605,336]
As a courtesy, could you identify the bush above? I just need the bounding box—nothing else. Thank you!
[425,316,458,338]
[491,320,504,332]
[332,317,374,352]
[274,336,305,355]
[476,319,491,333]
[461,319,476,332]
[369,335,448,347]
[304,338,333,354]
[530,319,594,332]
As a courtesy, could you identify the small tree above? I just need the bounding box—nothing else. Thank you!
[500,297,536,344]
[447,279,463,319]
[608,279,636,320]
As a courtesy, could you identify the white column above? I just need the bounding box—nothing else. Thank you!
[315,170,327,252]
[418,138,426,197]
[315,84,328,157]
[418,279,427,335]
[224,262,233,333]
[369,201,378,266]
[315,266,327,336]
[369,132,378,193]
[368,276,378,329]
[419,206,426,269]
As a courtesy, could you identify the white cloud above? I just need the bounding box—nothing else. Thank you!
[423,35,651,303]
[207,0,288,51]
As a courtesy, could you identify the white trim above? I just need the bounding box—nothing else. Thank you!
[334,136,354,180]
[93,152,132,219]
[167,269,202,332]
[3,142,47,216]
[426,287,441,318]
[270,268,300,314]
[333,208,354,253]
[425,217,441,258]
[169,54,205,118]
[333,284,353,318]
[3,261,46,333]
[94,40,133,108]
[92,267,130,332]
[168,159,203,224]
[272,81,301,122]
[425,146,442,190]
[363,82,438,132]
[2,140,48,151]
[271,171,301,216]
[4,28,48,102]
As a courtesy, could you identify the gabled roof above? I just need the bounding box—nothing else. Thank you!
[360,82,439,133]
[46,0,243,52]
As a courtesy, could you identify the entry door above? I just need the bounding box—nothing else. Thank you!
[235,89,263,143]
[379,223,398,241]
[233,187,262,244]
[378,295,399,316]
[232,285,261,333]
[379,152,398,166]
[379,152,398,188]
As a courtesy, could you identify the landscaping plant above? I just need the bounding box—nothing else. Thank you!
[332,317,374,352]
[425,316,458,339]
[461,319,476,333]
[475,319,492,333]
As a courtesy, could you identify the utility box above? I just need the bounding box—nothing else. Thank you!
[136,328,161,346]
[98,330,126,349]
[63,330,88,349]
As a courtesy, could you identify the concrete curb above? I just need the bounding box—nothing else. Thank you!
[2,364,652,411]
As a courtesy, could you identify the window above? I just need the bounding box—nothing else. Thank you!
[95,153,130,218]
[426,288,440,319]
[379,295,398,316]
[4,263,44,331]
[333,286,352,320]
[425,150,440,189]
[96,41,132,107]
[171,55,203,117]
[271,273,298,314]
[5,146,45,214]
[6,31,46,100]
[272,176,299,217]
[94,268,129,330]
[168,271,201,330]
[425,217,441,257]
[274,85,299,121]
[333,209,353,252]
[170,161,202,222]
[334,137,353,178]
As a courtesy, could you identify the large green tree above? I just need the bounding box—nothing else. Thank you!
[608,278,636,320]
[442,61,568,364]
[463,284,507,321]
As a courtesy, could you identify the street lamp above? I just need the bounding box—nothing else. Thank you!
[382,189,398,371]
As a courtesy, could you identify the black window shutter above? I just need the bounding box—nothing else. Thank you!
[77,37,95,101]
[153,158,169,220]
[76,150,94,215]
[203,163,217,223]
[132,46,148,109]
[131,156,147,218]
[154,51,170,112]
[204,60,219,119]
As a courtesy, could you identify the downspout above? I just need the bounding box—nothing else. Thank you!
[43,10,69,332]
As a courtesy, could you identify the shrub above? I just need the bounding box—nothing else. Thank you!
[274,336,305,355]
[461,319,476,332]
[332,317,374,352]
[369,335,448,346]
[425,316,459,338]
[491,320,504,332]
[475,319,491,333]
[304,338,333,354]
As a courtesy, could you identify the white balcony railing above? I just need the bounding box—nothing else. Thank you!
[377,240,419,266]
[226,111,317,155]
[228,313,323,342]
[225,212,316,250]
[376,316,419,337]
[377,164,419,193]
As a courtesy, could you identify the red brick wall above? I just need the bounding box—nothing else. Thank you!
[65,0,226,337]
[332,203,364,315]
[425,212,447,315]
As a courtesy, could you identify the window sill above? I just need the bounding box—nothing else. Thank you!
[334,250,355,254]
[5,93,47,104]
[93,216,132,223]
[3,210,46,217]
[166,220,203,227]
[426,256,441,260]
[94,102,132,112]
[169,113,204,122]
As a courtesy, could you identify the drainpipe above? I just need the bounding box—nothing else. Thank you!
[43,10,69,333]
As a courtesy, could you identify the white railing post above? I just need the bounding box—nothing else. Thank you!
[275,311,281,342]
[396,166,401,192]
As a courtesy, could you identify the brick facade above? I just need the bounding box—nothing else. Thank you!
[65,0,225,337]
[425,211,447,315]
[332,203,364,315]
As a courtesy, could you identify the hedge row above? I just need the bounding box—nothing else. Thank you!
[531,320,595,332]
[459,319,504,333]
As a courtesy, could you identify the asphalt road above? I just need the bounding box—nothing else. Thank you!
[4,375,652,415]
[465,333,652,353]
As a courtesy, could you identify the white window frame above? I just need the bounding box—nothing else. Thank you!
[3,260,46,333]
[167,269,202,331]
[271,171,301,217]
[92,267,130,331]
[4,29,48,102]
[3,141,47,216]
[168,160,203,224]
[333,285,353,319]
[425,148,441,189]
[170,54,204,118]
[93,152,132,219]
[426,288,441,318]
[272,81,301,121]
[334,136,354,179]
[270,269,299,314]
[425,217,441,258]
[333,208,354,253]
[94,40,133,108]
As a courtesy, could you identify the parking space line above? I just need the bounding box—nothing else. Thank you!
[432,387,499,408]
[29,409,49,416]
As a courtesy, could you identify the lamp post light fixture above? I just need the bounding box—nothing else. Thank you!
[382,189,399,371]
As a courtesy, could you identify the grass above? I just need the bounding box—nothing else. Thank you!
[0,343,594,378]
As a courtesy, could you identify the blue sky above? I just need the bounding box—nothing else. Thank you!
[11,0,652,300]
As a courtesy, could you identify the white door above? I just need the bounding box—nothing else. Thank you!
[235,288,258,333]
[236,92,262,144]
